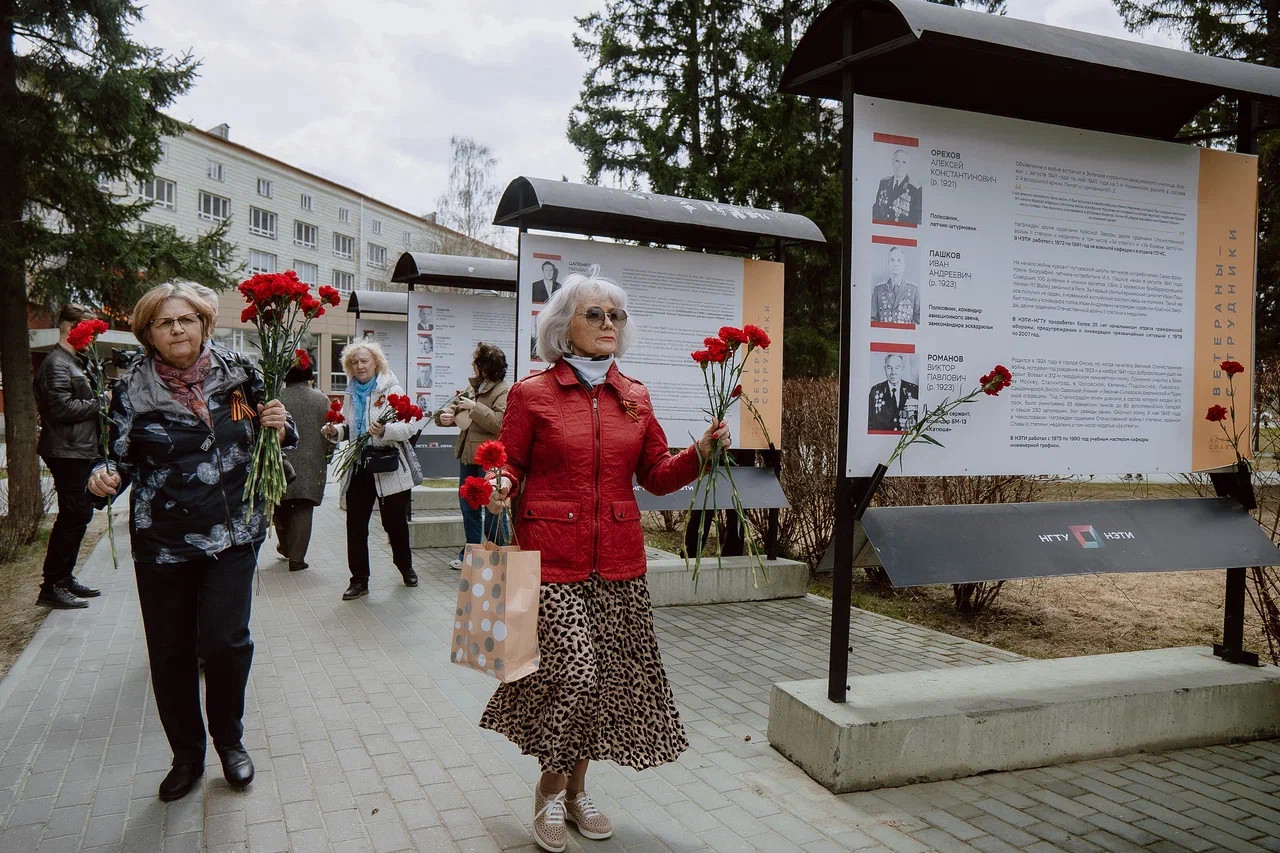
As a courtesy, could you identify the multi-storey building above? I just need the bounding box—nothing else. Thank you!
[120,122,508,392]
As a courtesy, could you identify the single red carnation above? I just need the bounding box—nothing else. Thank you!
[1221,360,1245,376]
[719,326,748,347]
[705,346,729,364]
[67,320,100,351]
[743,324,771,350]
[318,285,341,306]
[294,349,311,370]
[300,295,321,315]
[731,385,742,399]
[240,304,257,323]
[408,405,423,420]
[330,398,343,411]
[475,440,507,470]
[1206,404,1230,422]
[325,409,345,424]
[691,350,709,365]
[459,476,494,510]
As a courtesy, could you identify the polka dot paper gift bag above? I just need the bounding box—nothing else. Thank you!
[451,543,541,682]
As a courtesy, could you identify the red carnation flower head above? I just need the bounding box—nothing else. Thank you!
[731,384,742,399]
[1206,404,1230,422]
[704,345,729,364]
[1221,360,1245,377]
[300,295,321,315]
[240,304,257,323]
[980,364,1013,396]
[330,398,343,411]
[743,324,771,350]
[691,350,710,368]
[294,349,311,370]
[408,405,423,420]
[459,475,494,510]
[325,408,345,424]
[318,285,341,307]
[475,440,507,471]
[67,318,107,351]
[719,326,748,348]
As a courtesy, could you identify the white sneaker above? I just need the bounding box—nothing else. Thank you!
[448,558,463,570]
[533,788,567,852]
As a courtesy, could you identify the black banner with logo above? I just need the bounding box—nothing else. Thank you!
[862,498,1280,588]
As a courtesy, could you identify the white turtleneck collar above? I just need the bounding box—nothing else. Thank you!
[562,354,614,388]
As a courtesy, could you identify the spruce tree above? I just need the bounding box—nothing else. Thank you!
[1,0,233,540]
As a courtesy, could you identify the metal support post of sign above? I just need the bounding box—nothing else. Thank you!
[1214,97,1262,668]
[765,236,786,562]
[827,15,858,704]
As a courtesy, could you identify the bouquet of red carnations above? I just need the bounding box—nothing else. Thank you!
[237,271,340,516]
[67,318,119,569]
[686,324,773,585]
[459,440,513,545]
[331,393,423,481]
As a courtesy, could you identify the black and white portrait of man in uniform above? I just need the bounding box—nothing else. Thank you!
[872,149,922,225]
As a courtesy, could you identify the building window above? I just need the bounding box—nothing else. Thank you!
[213,328,262,359]
[366,243,387,268]
[338,207,350,224]
[332,269,354,292]
[249,206,277,239]
[300,193,313,211]
[158,142,169,164]
[331,335,353,391]
[140,177,176,210]
[403,230,412,247]
[332,232,354,259]
[294,220,318,249]
[294,260,319,284]
[257,178,272,198]
[366,278,384,292]
[249,250,276,275]
[140,221,165,235]
[207,160,225,181]
[198,191,230,222]
[371,219,382,235]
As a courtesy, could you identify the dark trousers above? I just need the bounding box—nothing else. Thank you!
[134,544,257,766]
[346,467,412,584]
[685,510,745,558]
[272,500,315,569]
[457,462,508,556]
[40,457,96,591]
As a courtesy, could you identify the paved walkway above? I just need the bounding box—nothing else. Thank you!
[0,490,1278,851]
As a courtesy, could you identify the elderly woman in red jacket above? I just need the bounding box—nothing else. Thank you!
[480,268,728,853]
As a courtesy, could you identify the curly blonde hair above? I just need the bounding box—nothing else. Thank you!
[340,339,392,380]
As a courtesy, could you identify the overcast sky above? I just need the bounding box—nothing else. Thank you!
[134,0,1183,225]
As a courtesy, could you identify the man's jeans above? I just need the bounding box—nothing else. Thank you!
[458,463,509,557]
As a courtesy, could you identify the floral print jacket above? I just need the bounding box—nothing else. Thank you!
[91,347,297,564]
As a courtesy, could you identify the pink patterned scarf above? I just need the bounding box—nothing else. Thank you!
[154,347,214,425]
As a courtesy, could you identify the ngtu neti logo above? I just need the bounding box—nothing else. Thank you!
[1038,525,1135,548]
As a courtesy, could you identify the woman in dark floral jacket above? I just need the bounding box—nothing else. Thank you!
[88,282,295,802]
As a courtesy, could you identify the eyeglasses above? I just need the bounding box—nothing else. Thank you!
[577,307,628,328]
[151,313,201,333]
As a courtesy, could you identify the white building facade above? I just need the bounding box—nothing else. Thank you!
[125,123,505,393]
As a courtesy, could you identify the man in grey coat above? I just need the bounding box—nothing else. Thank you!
[273,364,334,571]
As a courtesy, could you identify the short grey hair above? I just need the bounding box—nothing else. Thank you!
[535,266,637,362]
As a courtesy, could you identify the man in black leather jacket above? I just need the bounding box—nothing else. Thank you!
[33,305,104,608]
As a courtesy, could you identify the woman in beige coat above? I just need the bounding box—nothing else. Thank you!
[435,342,511,568]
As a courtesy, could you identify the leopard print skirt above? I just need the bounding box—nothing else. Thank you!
[479,574,688,775]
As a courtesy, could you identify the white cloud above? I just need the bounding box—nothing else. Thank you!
[131,0,1191,230]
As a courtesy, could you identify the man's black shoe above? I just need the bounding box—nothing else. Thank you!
[216,743,254,788]
[158,762,204,801]
[342,583,368,600]
[401,569,418,587]
[59,576,100,598]
[289,561,308,572]
[36,585,88,609]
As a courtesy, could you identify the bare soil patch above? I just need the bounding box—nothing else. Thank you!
[812,569,1266,660]
[0,513,108,680]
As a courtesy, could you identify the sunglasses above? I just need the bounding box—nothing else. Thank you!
[577,307,628,328]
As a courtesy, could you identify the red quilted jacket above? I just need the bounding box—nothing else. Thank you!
[499,360,701,583]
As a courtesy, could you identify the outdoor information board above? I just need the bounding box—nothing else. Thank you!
[404,290,518,438]
[849,95,1259,476]
[517,233,784,449]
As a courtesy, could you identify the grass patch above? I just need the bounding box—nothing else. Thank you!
[0,513,108,681]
